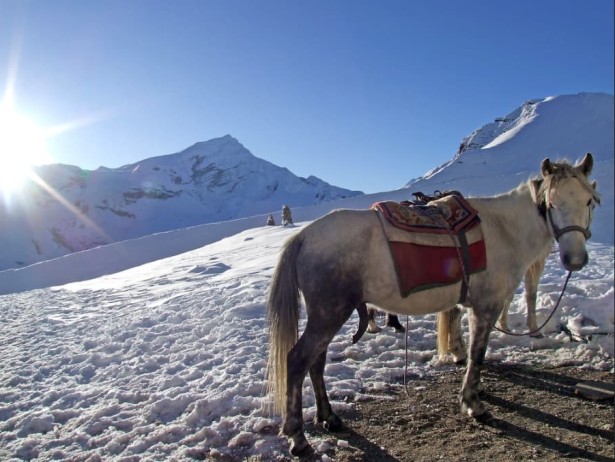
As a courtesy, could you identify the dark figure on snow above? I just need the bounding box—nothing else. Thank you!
[281,205,293,226]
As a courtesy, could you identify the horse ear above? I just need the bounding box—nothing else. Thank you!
[577,152,593,176]
[541,158,554,177]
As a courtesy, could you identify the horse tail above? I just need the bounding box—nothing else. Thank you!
[266,233,303,415]
[436,310,451,359]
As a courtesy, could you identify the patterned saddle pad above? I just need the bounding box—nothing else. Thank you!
[372,194,480,234]
[372,194,486,298]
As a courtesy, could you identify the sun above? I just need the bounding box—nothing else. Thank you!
[0,107,52,198]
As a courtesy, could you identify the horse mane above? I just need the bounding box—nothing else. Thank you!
[530,159,601,208]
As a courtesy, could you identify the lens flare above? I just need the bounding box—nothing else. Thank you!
[0,107,53,198]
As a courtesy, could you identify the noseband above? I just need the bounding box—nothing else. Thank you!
[546,207,592,241]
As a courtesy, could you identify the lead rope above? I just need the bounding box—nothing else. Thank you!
[494,202,573,338]
[404,315,410,395]
[493,270,572,336]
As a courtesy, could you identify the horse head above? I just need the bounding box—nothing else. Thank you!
[538,153,600,271]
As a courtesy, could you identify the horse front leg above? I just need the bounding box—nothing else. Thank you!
[525,259,545,337]
[310,350,343,431]
[460,306,496,417]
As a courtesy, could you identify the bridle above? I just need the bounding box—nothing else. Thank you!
[537,178,595,242]
[547,206,592,241]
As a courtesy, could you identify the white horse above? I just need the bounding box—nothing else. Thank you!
[266,154,598,456]
[438,248,550,363]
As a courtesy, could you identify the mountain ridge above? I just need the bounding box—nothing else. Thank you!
[1,92,612,272]
[411,92,613,184]
[404,92,613,245]
[0,135,362,270]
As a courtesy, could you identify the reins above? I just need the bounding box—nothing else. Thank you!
[488,199,581,337]
[403,268,574,395]
[400,183,588,391]
[492,189,589,337]
[494,185,597,337]
[493,270,572,337]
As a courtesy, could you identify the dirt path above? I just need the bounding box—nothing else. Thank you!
[300,363,613,461]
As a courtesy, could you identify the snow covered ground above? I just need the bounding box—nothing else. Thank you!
[1,219,613,461]
[1,92,613,460]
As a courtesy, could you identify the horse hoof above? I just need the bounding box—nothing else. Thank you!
[393,326,406,333]
[453,355,467,366]
[367,326,382,334]
[289,436,313,457]
[462,400,486,418]
[473,410,492,423]
[530,332,543,339]
[321,413,344,432]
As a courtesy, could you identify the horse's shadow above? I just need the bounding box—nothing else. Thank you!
[483,362,607,397]
[301,412,402,461]
[478,400,613,462]
[476,363,613,461]
[332,363,612,461]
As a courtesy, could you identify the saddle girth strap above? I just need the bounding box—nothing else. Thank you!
[457,230,471,304]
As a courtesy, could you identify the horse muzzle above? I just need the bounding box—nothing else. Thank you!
[562,251,589,271]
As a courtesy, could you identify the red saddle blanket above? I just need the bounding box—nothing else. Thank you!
[372,195,487,297]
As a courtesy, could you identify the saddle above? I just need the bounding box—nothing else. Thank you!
[372,191,486,300]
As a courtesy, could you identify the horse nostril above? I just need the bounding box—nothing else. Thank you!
[563,254,572,267]
[562,252,588,271]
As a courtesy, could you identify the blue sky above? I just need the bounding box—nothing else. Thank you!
[1,0,613,193]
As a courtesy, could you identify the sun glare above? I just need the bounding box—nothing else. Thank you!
[0,108,52,198]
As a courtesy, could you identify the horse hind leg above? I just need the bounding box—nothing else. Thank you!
[366,306,382,333]
[281,330,321,456]
[310,350,343,431]
[352,302,369,344]
[386,314,406,333]
[448,306,467,364]
[282,304,354,456]
[437,306,466,364]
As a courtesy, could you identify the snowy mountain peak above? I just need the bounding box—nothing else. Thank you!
[455,99,540,157]
[179,134,249,159]
[122,135,251,171]
[0,136,362,270]
[406,92,613,244]
[413,92,614,183]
